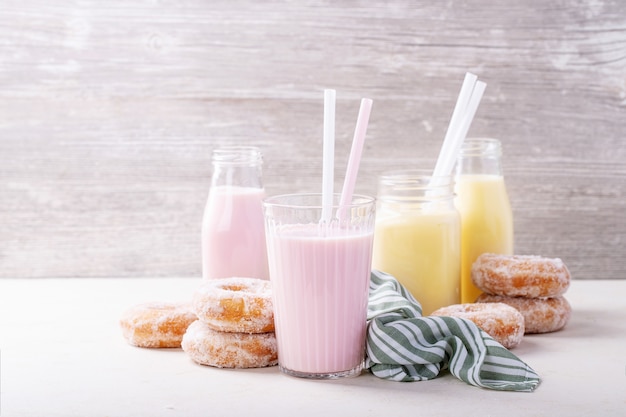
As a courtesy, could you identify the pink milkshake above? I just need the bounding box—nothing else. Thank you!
[264,194,375,379]
[202,185,269,280]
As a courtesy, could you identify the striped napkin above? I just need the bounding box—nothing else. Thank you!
[365,270,541,391]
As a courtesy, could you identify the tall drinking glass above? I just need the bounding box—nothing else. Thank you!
[263,193,375,379]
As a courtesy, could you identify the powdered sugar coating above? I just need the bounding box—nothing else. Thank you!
[119,302,197,348]
[192,277,274,333]
[476,293,571,334]
[471,253,571,298]
[182,320,278,368]
[431,302,525,349]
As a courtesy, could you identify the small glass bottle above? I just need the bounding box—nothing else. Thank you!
[372,170,461,315]
[455,138,514,303]
[201,146,269,280]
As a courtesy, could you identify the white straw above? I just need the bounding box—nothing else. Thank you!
[337,98,373,222]
[445,80,486,169]
[432,72,478,178]
[321,89,336,223]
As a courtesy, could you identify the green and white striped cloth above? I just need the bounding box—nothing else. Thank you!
[365,270,541,391]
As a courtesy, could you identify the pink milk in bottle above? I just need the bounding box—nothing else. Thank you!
[201,147,269,280]
[263,194,376,378]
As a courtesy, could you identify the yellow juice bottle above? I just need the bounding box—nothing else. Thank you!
[455,139,514,303]
[372,171,461,315]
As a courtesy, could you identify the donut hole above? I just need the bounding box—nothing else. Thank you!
[222,284,246,292]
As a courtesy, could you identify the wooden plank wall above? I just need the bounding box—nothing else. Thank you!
[1,0,625,279]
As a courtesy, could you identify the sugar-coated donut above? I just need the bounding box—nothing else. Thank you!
[182,320,278,368]
[471,253,571,298]
[120,302,197,348]
[192,277,274,333]
[431,302,525,349]
[475,293,572,334]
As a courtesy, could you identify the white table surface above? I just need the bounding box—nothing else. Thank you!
[1,278,624,417]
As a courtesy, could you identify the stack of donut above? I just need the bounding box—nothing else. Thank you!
[181,277,278,369]
[472,253,572,334]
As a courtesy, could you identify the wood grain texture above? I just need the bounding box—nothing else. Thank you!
[1,0,625,279]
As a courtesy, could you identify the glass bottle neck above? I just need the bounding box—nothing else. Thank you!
[211,146,263,188]
[456,138,504,176]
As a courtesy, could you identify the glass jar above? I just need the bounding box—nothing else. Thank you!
[455,138,514,302]
[201,146,269,280]
[372,170,461,315]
